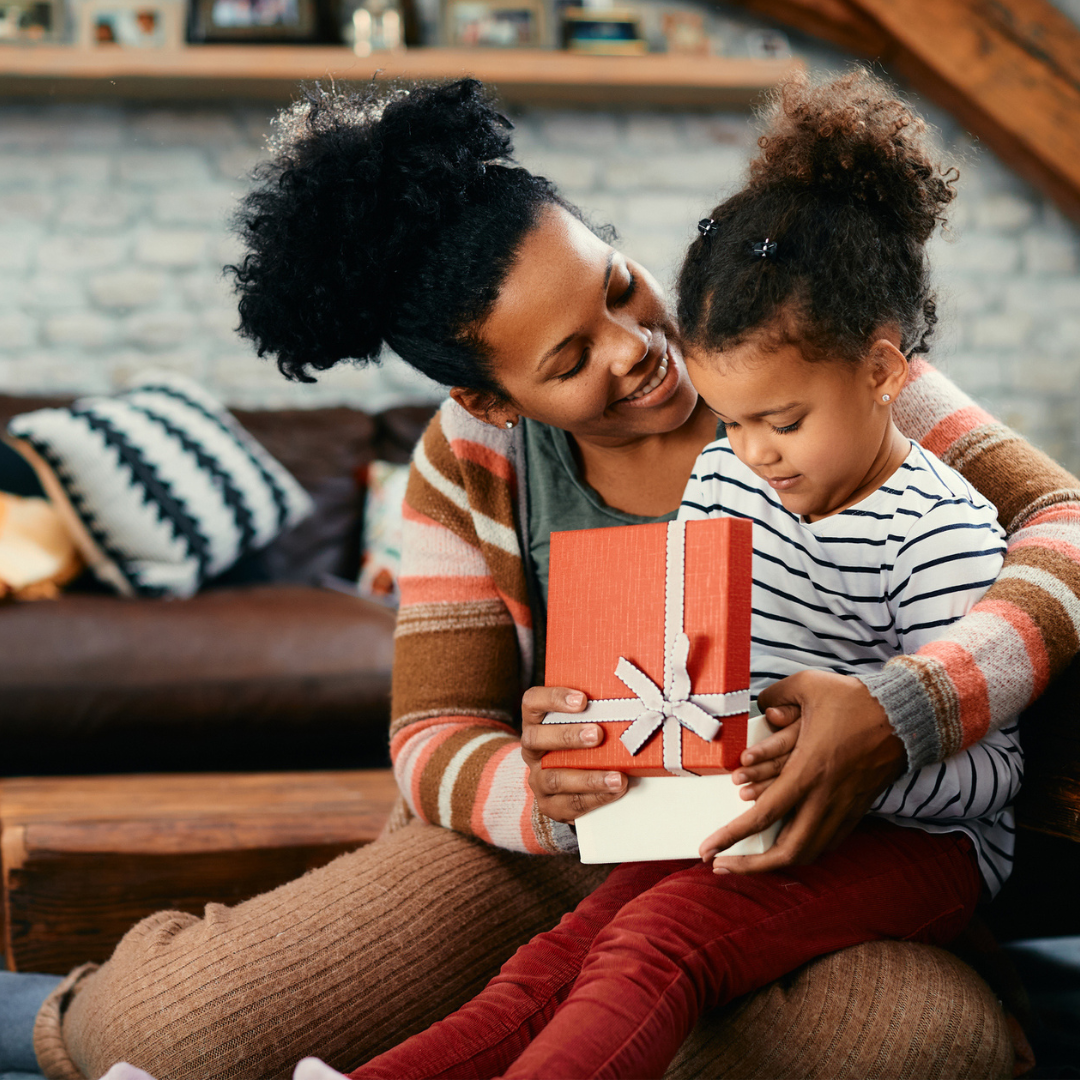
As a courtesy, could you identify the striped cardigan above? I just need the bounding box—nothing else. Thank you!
[391,359,1080,854]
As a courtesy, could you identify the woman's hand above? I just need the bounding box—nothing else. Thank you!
[520,685,628,823]
[698,671,907,870]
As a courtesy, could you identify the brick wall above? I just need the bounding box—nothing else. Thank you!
[1,82,1077,472]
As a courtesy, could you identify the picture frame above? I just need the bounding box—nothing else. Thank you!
[441,0,544,48]
[188,0,318,42]
[562,6,644,55]
[0,0,61,42]
[76,0,184,46]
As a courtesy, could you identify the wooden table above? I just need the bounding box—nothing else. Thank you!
[0,769,398,973]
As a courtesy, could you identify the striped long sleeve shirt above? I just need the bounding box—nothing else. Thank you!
[389,360,1080,861]
[680,438,1019,892]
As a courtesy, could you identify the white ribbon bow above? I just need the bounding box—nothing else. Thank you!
[616,633,721,776]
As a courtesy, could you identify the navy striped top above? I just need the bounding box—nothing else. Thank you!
[680,438,1019,895]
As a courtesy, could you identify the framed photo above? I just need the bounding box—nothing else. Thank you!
[441,0,544,48]
[77,0,183,45]
[0,0,61,41]
[188,0,317,42]
[562,6,644,55]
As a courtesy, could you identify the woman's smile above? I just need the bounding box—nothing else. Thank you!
[619,345,676,407]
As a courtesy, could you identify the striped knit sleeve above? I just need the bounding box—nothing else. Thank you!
[866,361,1080,770]
[390,406,576,856]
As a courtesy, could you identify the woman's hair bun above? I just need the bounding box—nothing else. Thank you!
[749,68,955,242]
[229,78,526,381]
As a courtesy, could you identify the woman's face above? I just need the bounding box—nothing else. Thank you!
[467,205,699,443]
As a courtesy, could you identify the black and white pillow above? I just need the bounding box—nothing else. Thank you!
[7,372,313,598]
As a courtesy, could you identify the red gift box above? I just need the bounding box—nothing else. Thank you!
[542,518,752,776]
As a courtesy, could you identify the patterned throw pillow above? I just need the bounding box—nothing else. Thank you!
[6,372,313,598]
[357,460,411,605]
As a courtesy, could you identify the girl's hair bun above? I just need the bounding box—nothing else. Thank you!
[677,67,957,364]
[230,78,553,385]
[750,68,954,243]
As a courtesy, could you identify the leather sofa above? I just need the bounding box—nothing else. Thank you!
[0,393,436,778]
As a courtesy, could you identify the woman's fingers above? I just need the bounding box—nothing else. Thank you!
[698,767,810,860]
[534,768,628,822]
[521,684,588,725]
[519,684,626,821]
[732,753,789,786]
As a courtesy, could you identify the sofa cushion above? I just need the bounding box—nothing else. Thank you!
[7,373,313,599]
[0,584,396,774]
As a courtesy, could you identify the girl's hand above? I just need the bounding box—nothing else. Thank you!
[731,709,801,800]
[520,685,628,823]
[698,670,906,870]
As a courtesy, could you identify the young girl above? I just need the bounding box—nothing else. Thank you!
[290,69,1022,1080]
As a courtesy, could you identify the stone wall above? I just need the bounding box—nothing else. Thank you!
[1,74,1078,472]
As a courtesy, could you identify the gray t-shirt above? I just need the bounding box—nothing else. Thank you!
[522,417,676,611]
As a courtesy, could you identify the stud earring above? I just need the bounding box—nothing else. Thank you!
[504,418,518,429]
[882,393,891,403]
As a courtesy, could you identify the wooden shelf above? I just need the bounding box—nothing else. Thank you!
[0,45,803,105]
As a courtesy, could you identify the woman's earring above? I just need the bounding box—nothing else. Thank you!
[504,418,518,429]
[882,393,891,403]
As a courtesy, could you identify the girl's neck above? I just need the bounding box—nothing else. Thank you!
[805,421,910,523]
[568,399,718,518]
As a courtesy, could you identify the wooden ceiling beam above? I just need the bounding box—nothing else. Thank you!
[729,0,1080,223]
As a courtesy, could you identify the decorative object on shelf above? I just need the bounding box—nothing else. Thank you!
[75,0,183,45]
[562,6,645,55]
[0,0,61,42]
[745,27,789,59]
[441,0,544,46]
[344,0,403,52]
[187,0,317,42]
[660,9,707,55]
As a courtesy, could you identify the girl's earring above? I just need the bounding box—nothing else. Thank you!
[881,393,891,403]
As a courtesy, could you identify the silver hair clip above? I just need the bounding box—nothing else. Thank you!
[697,218,718,238]
[752,238,778,259]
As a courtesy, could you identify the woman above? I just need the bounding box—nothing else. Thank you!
[35,78,1080,1080]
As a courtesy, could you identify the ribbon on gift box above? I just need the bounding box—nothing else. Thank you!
[544,519,750,776]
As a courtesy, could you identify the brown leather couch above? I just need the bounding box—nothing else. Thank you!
[0,394,436,778]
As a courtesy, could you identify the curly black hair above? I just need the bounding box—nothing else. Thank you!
[227,78,591,393]
[676,68,957,365]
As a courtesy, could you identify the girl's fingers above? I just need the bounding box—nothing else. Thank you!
[738,778,776,800]
[740,719,800,767]
[732,754,789,786]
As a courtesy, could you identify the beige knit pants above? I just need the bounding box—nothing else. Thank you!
[34,820,1013,1080]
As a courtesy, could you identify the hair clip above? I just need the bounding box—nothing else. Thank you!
[752,238,778,259]
[697,219,718,238]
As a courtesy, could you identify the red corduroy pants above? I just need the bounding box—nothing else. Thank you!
[350,819,980,1080]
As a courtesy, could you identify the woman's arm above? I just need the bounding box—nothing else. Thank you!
[873,359,1080,768]
[390,407,623,854]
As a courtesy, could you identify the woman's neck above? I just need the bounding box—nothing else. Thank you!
[568,400,718,518]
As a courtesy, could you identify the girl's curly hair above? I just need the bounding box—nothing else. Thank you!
[677,68,957,364]
[228,78,587,391]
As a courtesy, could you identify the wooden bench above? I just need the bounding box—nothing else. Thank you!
[0,769,399,973]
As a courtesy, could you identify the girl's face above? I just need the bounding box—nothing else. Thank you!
[685,338,907,521]
[459,206,699,443]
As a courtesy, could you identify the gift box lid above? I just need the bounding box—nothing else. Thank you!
[542,517,752,775]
